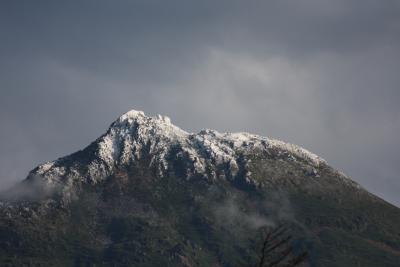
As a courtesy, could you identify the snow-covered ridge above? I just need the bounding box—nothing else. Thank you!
[30,109,327,187]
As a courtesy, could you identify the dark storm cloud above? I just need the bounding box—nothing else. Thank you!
[0,0,399,206]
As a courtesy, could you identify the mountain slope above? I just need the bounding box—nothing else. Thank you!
[1,110,399,267]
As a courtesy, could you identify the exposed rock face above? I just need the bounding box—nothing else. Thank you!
[1,110,399,267]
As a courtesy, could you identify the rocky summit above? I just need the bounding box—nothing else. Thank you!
[1,110,400,267]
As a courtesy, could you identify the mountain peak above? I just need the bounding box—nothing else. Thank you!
[112,109,174,127]
[118,109,146,121]
[2,110,398,267]
[27,109,355,198]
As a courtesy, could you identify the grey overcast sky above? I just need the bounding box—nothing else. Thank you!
[1,0,399,206]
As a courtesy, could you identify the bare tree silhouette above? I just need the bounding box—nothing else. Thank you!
[253,224,308,267]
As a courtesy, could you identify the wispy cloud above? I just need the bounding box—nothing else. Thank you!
[212,191,296,231]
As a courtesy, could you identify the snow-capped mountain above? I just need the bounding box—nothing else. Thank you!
[1,109,399,267]
[28,110,356,198]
